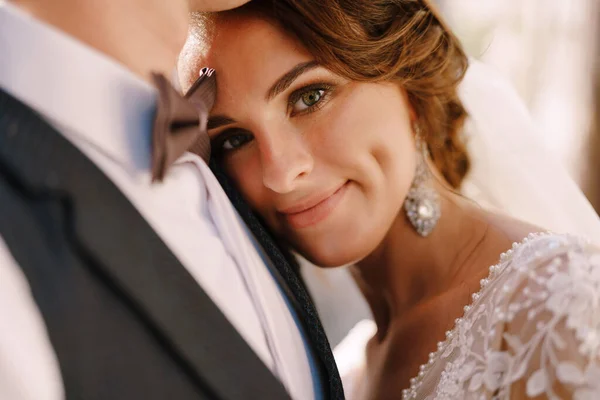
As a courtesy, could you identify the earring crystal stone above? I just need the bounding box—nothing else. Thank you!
[403,131,441,237]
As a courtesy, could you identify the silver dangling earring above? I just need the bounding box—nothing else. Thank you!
[403,125,441,237]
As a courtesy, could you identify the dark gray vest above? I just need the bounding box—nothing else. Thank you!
[0,89,344,400]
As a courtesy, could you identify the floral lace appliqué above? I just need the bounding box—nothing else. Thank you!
[403,233,600,400]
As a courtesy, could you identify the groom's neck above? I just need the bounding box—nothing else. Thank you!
[10,0,191,82]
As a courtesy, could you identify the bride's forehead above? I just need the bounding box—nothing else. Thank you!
[205,16,313,87]
[208,14,304,63]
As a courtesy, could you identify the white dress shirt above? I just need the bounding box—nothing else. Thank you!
[0,3,314,400]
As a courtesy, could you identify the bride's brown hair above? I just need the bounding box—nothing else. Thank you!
[196,0,470,188]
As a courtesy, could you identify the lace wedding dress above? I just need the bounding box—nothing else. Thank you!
[338,233,600,400]
[403,232,600,400]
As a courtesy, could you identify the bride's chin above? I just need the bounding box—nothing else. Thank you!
[297,245,368,269]
[290,232,379,268]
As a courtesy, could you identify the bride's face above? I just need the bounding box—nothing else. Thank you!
[182,14,417,267]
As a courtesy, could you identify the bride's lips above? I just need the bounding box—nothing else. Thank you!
[279,182,349,229]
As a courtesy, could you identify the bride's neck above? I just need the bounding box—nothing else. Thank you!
[351,185,504,341]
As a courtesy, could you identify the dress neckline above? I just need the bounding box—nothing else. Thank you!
[401,231,551,400]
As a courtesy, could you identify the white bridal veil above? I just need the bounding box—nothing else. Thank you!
[459,59,600,240]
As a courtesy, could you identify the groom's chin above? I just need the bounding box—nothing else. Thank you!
[189,0,252,12]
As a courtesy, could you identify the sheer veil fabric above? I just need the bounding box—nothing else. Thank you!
[332,59,600,399]
[459,59,600,241]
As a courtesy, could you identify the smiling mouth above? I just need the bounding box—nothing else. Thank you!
[279,182,349,229]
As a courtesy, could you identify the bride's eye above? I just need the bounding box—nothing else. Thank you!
[289,83,333,116]
[297,89,324,110]
[213,130,254,153]
[223,134,252,150]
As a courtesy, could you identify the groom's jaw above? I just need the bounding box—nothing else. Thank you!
[188,0,252,12]
[11,0,191,82]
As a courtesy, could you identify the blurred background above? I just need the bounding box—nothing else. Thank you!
[304,0,600,347]
[439,0,600,209]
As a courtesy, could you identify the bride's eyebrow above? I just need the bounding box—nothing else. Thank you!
[265,60,320,101]
[207,61,321,131]
[207,115,236,130]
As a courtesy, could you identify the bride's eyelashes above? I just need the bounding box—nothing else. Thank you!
[211,128,254,155]
[211,82,336,154]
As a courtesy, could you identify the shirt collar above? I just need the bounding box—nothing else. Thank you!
[0,2,158,173]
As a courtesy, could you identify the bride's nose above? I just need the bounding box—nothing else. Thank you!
[259,126,313,194]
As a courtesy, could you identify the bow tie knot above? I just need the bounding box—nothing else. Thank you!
[151,69,216,182]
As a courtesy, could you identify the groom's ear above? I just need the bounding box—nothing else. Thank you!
[189,0,252,12]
